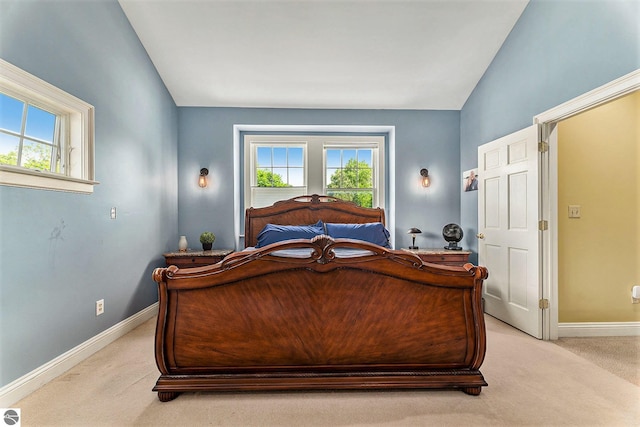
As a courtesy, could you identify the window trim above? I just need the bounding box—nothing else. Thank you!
[237,126,394,249]
[235,125,396,250]
[0,59,98,193]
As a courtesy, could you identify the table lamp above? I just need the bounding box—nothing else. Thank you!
[407,228,422,249]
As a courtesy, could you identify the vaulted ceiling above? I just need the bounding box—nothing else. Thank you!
[119,0,529,110]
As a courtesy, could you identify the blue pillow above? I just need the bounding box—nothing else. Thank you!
[325,222,391,248]
[255,220,324,248]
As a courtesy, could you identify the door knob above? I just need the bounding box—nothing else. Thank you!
[476,233,485,239]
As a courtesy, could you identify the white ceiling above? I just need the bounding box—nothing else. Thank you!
[118,0,529,110]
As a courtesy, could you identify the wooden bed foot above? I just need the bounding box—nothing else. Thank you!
[157,391,180,402]
[462,387,482,396]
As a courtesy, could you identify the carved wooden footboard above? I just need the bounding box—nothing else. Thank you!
[151,235,488,402]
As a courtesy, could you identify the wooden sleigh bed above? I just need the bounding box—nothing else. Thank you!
[152,195,488,402]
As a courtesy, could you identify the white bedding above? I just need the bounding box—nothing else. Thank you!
[244,247,375,258]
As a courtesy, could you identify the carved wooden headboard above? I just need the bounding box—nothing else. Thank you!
[244,194,386,248]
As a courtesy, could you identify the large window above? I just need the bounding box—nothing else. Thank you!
[325,146,375,208]
[0,59,96,193]
[245,134,384,209]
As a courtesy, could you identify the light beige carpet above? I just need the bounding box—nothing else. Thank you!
[14,315,640,426]
[555,335,640,387]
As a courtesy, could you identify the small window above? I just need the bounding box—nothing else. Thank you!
[256,145,304,188]
[0,59,96,193]
[248,141,307,208]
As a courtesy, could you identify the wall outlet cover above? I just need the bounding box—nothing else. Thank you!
[568,205,581,218]
[96,299,104,316]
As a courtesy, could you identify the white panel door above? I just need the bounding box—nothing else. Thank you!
[478,125,542,338]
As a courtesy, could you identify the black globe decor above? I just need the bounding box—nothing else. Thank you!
[442,223,463,250]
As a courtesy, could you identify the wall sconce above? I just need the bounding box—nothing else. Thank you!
[198,168,209,188]
[407,227,422,249]
[420,168,430,187]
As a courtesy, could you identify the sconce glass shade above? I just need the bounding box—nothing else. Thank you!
[420,168,430,187]
[199,168,209,188]
[407,227,422,249]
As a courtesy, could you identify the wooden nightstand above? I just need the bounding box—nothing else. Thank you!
[402,248,472,266]
[163,249,234,268]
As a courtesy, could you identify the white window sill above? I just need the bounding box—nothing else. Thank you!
[0,166,99,194]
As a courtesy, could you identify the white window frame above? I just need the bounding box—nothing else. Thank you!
[323,141,381,207]
[244,136,309,208]
[0,59,97,193]
[244,134,385,211]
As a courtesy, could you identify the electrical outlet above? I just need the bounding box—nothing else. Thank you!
[110,207,117,219]
[96,299,104,316]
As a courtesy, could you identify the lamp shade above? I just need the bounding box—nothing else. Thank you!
[407,228,421,249]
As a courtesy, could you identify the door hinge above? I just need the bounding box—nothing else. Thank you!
[539,299,549,310]
[538,141,549,153]
[538,220,548,231]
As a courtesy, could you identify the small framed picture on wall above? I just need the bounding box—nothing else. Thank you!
[463,168,478,192]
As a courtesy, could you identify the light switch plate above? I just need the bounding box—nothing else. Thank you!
[568,205,581,218]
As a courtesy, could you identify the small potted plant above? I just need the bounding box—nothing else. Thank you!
[199,231,215,251]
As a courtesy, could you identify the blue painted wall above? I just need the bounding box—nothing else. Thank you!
[176,107,461,251]
[0,1,178,387]
[460,0,640,261]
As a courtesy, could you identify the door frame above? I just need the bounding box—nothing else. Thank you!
[533,69,640,340]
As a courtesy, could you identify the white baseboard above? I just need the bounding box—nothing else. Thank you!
[0,303,158,407]
[558,321,640,337]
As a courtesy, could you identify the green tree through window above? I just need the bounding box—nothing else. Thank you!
[327,158,373,207]
[256,169,291,187]
[0,143,55,172]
